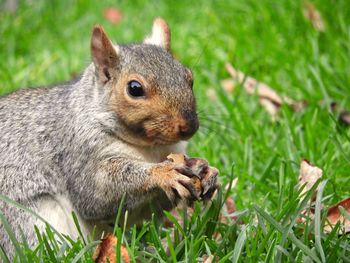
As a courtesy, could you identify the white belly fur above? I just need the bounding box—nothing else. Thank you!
[36,195,94,239]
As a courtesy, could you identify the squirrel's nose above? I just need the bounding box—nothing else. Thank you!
[178,114,199,140]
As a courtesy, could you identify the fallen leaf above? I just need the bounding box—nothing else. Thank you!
[103,7,123,24]
[259,98,279,118]
[303,2,325,32]
[225,62,282,104]
[92,234,130,263]
[298,160,323,198]
[224,62,306,117]
[324,197,350,234]
[220,79,235,94]
[296,160,349,235]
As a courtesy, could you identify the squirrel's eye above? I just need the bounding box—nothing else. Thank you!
[127,80,145,98]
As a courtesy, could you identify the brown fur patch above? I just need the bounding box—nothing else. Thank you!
[148,162,175,189]
[108,73,187,145]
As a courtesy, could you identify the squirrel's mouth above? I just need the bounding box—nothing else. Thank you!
[115,115,198,146]
[114,123,182,147]
[143,117,199,143]
[152,136,183,145]
[116,132,182,147]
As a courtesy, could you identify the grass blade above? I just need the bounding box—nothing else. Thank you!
[0,245,10,263]
[71,212,87,246]
[0,210,26,262]
[315,180,327,263]
[113,193,126,235]
[71,240,100,263]
[231,225,246,263]
[253,204,321,263]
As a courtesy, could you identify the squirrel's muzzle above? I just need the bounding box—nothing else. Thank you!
[177,111,199,140]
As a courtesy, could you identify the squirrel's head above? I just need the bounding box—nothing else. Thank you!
[90,18,198,146]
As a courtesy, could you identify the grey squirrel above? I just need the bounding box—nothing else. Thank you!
[0,18,218,255]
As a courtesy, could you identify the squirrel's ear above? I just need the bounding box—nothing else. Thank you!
[91,25,119,83]
[144,17,171,51]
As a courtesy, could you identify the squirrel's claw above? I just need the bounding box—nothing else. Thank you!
[174,165,198,178]
[166,154,219,204]
[201,167,219,194]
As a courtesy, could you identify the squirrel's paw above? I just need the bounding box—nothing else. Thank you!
[167,154,219,202]
[149,161,201,206]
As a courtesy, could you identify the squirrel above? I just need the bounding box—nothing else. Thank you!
[0,18,218,255]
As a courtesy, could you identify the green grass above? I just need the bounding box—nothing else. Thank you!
[1,0,350,262]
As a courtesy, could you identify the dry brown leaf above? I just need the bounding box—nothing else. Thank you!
[259,98,279,118]
[103,7,123,24]
[224,62,306,117]
[296,160,350,234]
[298,198,350,234]
[298,160,323,198]
[206,88,218,102]
[92,234,130,263]
[253,82,283,106]
[303,2,325,32]
[324,197,350,234]
[225,62,282,105]
[220,79,236,94]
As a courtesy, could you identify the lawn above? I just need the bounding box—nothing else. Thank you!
[0,0,350,262]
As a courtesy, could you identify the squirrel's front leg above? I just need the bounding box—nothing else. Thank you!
[68,156,217,222]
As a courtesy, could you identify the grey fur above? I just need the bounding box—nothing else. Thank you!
[0,31,197,256]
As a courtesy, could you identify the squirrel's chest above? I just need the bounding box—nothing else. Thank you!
[138,141,188,162]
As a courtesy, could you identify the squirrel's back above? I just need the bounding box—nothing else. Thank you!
[0,85,72,195]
